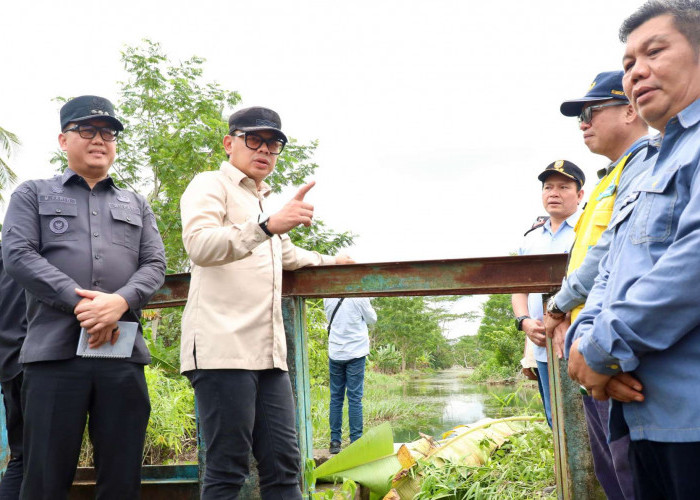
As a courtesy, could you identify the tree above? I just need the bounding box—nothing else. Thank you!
[370,296,452,372]
[0,125,20,204]
[469,294,525,381]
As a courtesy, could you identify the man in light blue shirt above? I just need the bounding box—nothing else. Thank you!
[568,2,700,497]
[324,297,377,454]
[512,160,584,426]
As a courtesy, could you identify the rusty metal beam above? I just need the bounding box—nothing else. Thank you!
[282,254,568,298]
[145,255,568,309]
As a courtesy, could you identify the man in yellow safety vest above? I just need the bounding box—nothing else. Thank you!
[544,70,652,500]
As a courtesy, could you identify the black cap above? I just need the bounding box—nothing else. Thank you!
[228,106,287,142]
[538,160,586,189]
[60,95,124,131]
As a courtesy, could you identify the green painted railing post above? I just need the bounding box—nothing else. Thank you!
[547,332,605,499]
[283,296,313,499]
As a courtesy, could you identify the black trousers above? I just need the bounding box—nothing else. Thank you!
[629,439,700,500]
[20,358,150,500]
[187,369,302,500]
[0,372,24,500]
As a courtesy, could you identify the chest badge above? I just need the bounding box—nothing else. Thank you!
[49,217,68,234]
[116,193,131,203]
[50,185,64,194]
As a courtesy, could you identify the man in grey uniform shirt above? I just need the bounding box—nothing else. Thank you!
[2,95,166,499]
[0,241,27,499]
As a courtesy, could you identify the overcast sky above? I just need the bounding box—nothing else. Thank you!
[0,0,647,336]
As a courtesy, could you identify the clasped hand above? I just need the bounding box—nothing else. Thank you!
[73,289,128,348]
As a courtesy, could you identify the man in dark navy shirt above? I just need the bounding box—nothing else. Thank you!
[1,95,166,499]
[0,241,27,500]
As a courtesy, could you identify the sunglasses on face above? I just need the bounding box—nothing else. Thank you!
[64,124,119,142]
[578,101,629,124]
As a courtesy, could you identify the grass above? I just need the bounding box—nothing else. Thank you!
[311,369,444,449]
[414,422,556,499]
[312,369,556,499]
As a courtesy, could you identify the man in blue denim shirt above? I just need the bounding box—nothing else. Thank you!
[568,2,700,497]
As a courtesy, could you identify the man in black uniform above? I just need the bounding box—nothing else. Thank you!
[1,95,166,499]
[0,241,27,499]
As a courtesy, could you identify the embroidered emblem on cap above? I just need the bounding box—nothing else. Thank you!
[589,80,597,90]
[116,193,131,203]
[255,119,278,128]
[49,217,68,234]
[554,160,565,172]
[50,185,64,194]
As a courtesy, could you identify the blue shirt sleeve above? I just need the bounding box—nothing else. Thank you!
[580,160,700,375]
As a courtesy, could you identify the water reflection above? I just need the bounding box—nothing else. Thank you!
[392,369,539,442]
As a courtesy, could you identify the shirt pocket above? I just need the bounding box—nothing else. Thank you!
[628,164,681,245]
[110,207,143,252]
[38,201,79,241]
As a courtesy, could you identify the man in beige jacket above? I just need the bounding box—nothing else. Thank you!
[180,106,352,499]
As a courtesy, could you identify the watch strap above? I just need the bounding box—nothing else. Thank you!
[516,315,530,331]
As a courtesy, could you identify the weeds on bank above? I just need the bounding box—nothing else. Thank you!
[414,422,556,499]
[311,370,442,448]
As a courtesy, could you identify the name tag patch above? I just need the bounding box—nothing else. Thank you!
[109,203,141,214]
[39,195,76,204]
[49,217,69,234]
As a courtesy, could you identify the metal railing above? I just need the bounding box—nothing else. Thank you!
[1,254,600,499]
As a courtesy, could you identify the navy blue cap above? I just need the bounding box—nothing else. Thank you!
[228,106,287,143]
[560,71,629,117]
[60,95,124,131]
[538,160,586,189]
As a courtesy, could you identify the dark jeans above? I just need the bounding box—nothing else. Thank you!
[628,439,700,500]
[0,373,24,500]
[329,356,366,443]
[582,396,635,500]
[187,369,302,500]
[21,358,150,500]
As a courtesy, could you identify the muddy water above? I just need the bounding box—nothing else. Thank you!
[391,368,540,442]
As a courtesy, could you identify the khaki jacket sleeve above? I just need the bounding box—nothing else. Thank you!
[181,173,268,267]
[280,233,336,270]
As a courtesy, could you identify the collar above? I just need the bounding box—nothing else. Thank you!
[61,168,115,187]
[220,161,271,197]
[676,97,700,130]
[598,134,653,179]
[543,211,579,234]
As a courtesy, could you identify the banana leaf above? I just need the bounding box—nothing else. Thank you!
[391,416,542,498]
[314,422,397,495]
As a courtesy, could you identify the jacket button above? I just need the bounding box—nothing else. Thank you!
[92,210,98,215]
[55,208,62,213]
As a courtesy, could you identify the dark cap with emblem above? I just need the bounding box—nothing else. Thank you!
[228,106,287,143]
[60,95,124,132]
[538,160,586,189]
[560,71,629,117]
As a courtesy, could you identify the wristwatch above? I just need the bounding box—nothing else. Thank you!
[546,296,565,316]
[257,213,273,237]
[515,315,530,331]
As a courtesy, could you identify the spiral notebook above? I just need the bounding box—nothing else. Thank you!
[76,321,138,359]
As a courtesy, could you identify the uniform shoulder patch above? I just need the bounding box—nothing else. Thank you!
[523,216,549,237]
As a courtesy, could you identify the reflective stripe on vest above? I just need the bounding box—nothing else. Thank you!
[567,151,633,321]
